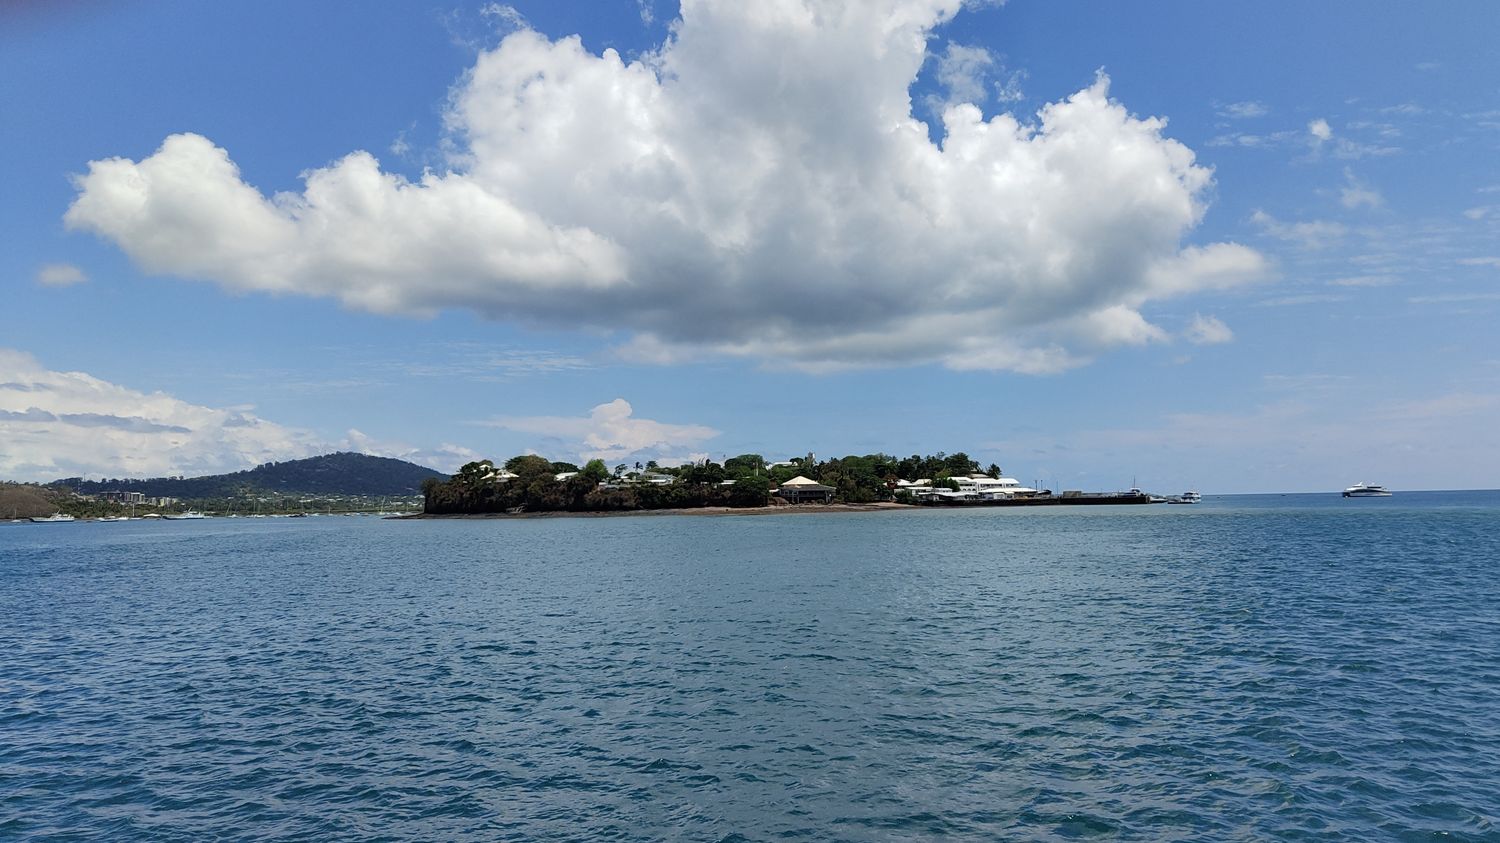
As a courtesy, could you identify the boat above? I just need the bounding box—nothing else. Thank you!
[162,511,207,520]
[1342,483,1391,498]
[98,516,131,522]
[29,513,76,523]
[1169,491,1202,504]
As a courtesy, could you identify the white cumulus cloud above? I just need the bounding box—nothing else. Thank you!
[65,0,1266,374]
[479,398,719,464]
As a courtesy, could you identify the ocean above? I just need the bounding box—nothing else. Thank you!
[3,492,1498,840]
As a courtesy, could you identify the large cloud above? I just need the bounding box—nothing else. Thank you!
[0,349,324,481]
[0,349,477,481]
[65,0,1266,372]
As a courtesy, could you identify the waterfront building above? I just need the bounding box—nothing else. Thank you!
[778,476,835,503]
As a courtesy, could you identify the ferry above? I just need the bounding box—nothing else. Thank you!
[30,513,76,523]
[1342,483,1392,498]
[163,511,207,520]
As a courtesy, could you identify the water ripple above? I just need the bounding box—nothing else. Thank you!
[2,494,1499,840]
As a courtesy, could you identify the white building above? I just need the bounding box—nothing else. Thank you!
[902,474,1040,502]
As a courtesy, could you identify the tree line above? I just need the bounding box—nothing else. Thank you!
[421,451,994,514]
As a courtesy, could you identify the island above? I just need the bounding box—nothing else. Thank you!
[420,451,1038,516]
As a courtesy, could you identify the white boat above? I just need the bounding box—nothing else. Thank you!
[163,511,207,520]
[30,513,76,523]
[98,516,131,522]
[1169,491,1202,504]
[1342,483,1391,498]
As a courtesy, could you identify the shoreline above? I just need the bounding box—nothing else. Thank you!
[397,502,916,520]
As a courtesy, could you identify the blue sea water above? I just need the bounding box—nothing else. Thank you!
[2,492,1499,841]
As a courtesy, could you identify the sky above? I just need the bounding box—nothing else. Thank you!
[2,0,1498,493]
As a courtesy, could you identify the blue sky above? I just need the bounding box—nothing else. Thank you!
[2,0,1497,492]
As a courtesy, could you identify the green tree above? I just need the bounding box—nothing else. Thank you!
[729,476,770,507]
[581,459,611,482]
[506,455,555,479]
[944,452,979,475]
[724,453,766,476]
[682,461,727,485]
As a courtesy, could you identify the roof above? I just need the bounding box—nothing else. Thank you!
[780,476,834,492]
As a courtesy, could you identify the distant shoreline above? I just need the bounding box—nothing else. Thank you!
[397,502,915,520]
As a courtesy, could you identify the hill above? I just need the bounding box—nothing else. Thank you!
[1,483,65,519]
[57,452,445,499]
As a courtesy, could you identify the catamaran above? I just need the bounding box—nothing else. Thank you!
[1342,483,1391,498]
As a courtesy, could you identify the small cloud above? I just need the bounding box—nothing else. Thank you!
[1408,293,1500,304]
[636,0,654,26]
[1414,61,1441,72]
[389,126,413,157]
[1328,275,1396,287]
[932,43,996,109]
[36,263,87,287]
[1184,313,1233,345]
[1218,100,1268,119]
[477,398,719,464]
[479,2,527,30]
[1459,257,1500,268]
[1309,118,1333,142]
[1340,169,1383,209]
[342,429,480,473]
[1256,293,1349,307]
[994,66,1027,104]
[1463,206,1492,221]
[1251,210,1346,250]
[400,345,595,380]
[1262,373,1353,392]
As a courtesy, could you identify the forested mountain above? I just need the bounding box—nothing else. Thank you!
[58,452,443,498]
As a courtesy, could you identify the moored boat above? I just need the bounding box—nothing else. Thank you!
[30,513,76,523]
[162,511,207,520]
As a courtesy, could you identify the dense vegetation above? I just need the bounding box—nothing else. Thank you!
[422,451,992,514]
[58,452,444,498]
